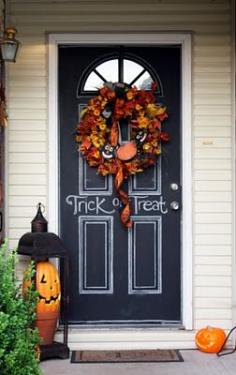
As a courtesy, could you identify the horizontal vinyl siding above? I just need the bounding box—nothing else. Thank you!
[7,0,234,342]
[191,2,233,332]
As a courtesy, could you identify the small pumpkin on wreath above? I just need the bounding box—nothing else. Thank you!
[76,81,169,227]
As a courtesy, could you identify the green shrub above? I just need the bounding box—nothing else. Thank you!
[0,241,42,375]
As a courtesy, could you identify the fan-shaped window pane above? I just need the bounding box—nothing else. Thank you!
[134,71,154,90]
[123,59,144,85]
[96,59,119,82]
[81,56,158,93]
[84,71,104,91]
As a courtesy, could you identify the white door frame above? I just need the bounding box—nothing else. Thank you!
[48,33,193,330]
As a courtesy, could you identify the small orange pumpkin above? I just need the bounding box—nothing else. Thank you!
[195,326,226,353]
[116,142,137,161]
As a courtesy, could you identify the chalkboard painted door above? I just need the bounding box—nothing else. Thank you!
[59,45,181,325]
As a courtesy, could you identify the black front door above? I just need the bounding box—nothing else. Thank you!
[59,45,181,325]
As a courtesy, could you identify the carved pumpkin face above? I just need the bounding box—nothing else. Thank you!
[195,326,226,353]
[36,261,61,314]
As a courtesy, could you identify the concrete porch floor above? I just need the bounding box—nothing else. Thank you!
[40,350,236,375]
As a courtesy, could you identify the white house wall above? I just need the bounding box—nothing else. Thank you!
[5,0,234,348]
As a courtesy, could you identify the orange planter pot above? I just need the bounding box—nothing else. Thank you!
[36,310,60,345]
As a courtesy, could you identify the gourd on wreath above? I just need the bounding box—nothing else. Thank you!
[24,260,61,345]
[76,82,169,228]
[195,326,226,353]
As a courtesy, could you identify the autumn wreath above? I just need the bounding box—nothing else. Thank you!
[76,82,169,227]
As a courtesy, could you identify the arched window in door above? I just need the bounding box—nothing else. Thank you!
[77,53,163,96]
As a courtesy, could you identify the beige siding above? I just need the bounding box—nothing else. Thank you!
[6,0,234,346]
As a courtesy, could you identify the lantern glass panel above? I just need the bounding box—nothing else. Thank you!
[1,41,19,62]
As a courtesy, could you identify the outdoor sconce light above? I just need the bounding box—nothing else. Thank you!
[0,26,20,128]
[0,27,20,63]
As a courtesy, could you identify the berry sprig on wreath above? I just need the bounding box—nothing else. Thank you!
[76,82,169,228]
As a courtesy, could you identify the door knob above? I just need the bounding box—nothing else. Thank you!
[170,201,180,210]
[170,183,179,191]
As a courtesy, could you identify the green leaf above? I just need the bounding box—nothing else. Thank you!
[0,240,42,375]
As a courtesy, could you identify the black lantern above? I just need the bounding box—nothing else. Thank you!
[17,204,70,361]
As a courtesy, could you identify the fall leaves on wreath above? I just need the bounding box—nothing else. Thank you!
[75,82,170,227]
[76,82,169,177]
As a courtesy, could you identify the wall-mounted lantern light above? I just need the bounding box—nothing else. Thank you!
[0,27,20,63]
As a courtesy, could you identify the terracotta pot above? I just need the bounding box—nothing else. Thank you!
[36,310,59,345]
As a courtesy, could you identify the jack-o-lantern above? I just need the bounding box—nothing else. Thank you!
[35,261,61,345]
[23,260,61,345]
[36,261,61,314]
[195,326,226,353]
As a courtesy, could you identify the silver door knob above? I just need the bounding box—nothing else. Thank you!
[170,201,180,210]
[170,183,179,191]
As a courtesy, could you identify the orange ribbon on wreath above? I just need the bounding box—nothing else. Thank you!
[110,120,119,147]
[114,163,132,228]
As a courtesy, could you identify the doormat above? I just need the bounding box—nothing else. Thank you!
[71,349,184,363]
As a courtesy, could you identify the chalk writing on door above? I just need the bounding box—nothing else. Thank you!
[66,195,168,215]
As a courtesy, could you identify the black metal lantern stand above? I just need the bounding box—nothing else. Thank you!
[17,204,70,361]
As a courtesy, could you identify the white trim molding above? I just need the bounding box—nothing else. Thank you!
[231,0,236,326]
[48,33,193,332]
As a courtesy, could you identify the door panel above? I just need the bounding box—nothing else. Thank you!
[78,216,113,295]
[128,217,162,295]
[59,45,181,325]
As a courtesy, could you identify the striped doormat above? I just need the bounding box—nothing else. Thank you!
[71,349,184,363]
